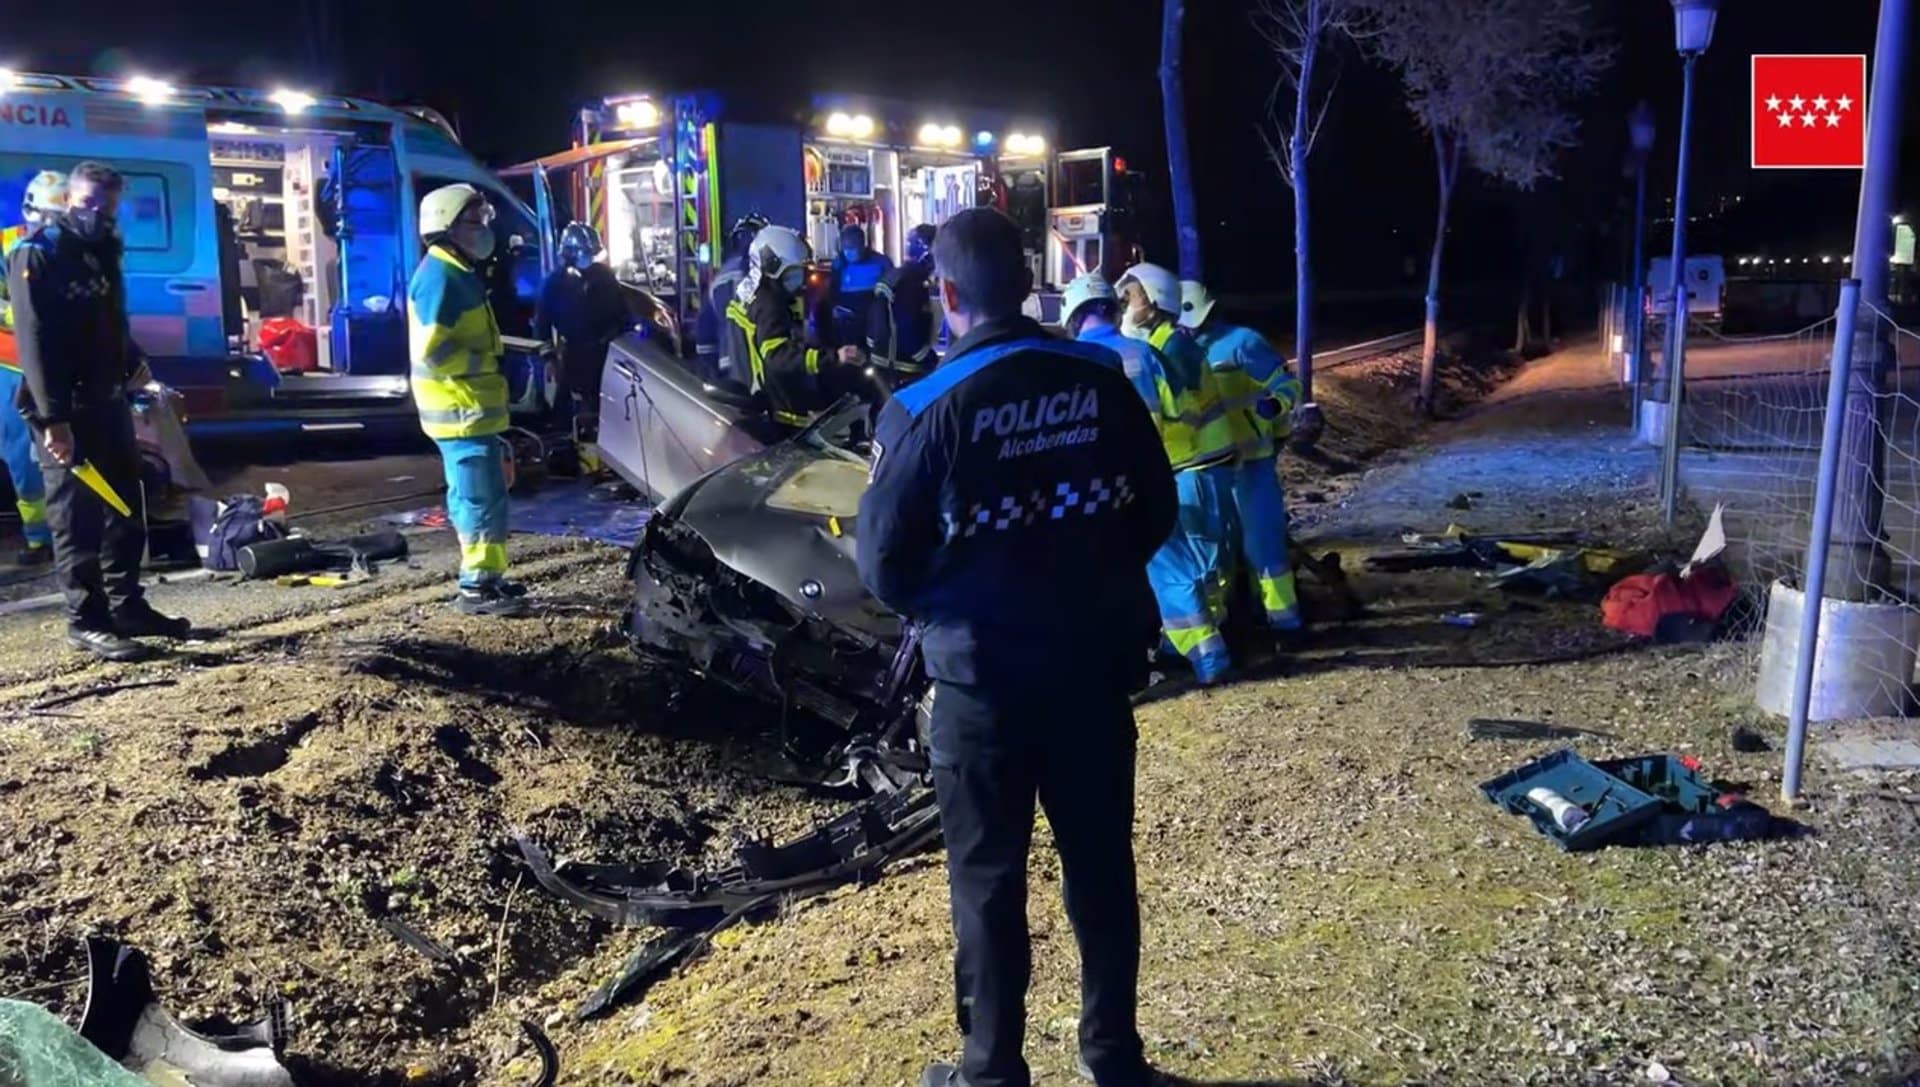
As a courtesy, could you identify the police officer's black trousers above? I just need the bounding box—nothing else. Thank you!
[929,679,1147,1087]
[36,402,147,629]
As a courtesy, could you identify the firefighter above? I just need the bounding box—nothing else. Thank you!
[855,208,1176,1087]
[0,171,66,566]
[828,223,892,348]
[407,183,529,618]
[533,222,628,418]
[7,161,191,661]
[1180,279,1303,633]
[1113,262,1238,684]
[867,222,940,377]
[693,213,767,383]
[722,224,865,429]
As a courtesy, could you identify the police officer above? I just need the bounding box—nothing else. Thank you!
[693,213,767,383]
[533,222,629,419]
[828,222,891,347]
[0,170,67,566]
[1114,262,1238,684]
[408,183,529,618]
[7,161,191,661]
[723,224,865,429]
[1180,279,1304,633]
[867,222,940,378]
[857,208,1177,1087]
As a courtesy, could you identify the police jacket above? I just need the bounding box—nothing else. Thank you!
[407,243,507,440]
[831,249,892,306]
[534,265,628,364]
[4,219,146,426]
[723,280,826,427]
[866,257,937,373]
[856,315,1178,690]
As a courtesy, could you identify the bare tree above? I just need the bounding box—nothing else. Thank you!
[1255,0,1362,415]
[1354,0,1612,412]
[1161,0,1203,279]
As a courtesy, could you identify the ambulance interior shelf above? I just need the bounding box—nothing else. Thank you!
[208,129,339,373]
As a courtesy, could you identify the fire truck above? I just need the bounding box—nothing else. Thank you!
[504,90,1139,337]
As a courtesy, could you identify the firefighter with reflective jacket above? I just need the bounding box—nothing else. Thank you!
[867,222,940,377]
[1180,279,1303,632]
[0,170,67,566]
[723,224,864,428]
[7,161,192,662]
[693,213,767,382]
[856,208,1176,1087]
[1113,262,1239,684]
[407,183,529,618]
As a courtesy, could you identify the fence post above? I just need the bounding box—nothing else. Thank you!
[1782,278,1863,802]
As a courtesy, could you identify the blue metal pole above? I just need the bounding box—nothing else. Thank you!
[1783,277,1863,802]
[1661,53,1699,525]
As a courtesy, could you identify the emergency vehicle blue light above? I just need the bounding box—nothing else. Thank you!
[975,131,994,148]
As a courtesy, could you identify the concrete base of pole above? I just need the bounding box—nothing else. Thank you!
[1637,398,1672,447]
[1756,580,1920,719]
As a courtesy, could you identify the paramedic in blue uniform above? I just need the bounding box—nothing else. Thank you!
[867,222,940,378]
[7,161,192,662]
[828,223,891,348]
[856,207,1177,1087]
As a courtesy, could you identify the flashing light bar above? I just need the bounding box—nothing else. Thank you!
[269,87,316,114]
[826,112,877,139]
[615,99,660,129]
[0,68,15,92]
[1005,132,1046,156]
[125,75,175,105]
[917,122,964,148]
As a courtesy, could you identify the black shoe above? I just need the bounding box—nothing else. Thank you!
[13,544,51,568]
[67,627,152,663]
[111,600,192,640]
[454,584,532,618]
[493,578,530,598]
[1077,1053,1176,1086]
[920,1063,962,1087]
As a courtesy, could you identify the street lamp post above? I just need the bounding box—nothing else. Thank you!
[1627,102,1656,431]
[1659,0,1721,526]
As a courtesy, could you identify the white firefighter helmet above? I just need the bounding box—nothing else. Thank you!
[417,183,492,238]
[1061,273,1118,329]
[1178,279,1217,329]
[1116,262,1181,316]
[748,224,812,281]
[21,170,69,223]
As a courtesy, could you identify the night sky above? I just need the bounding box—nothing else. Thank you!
[10,0,1915,292]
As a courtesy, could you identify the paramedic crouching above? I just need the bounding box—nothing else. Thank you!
[856,207,1178,1087]
[5,161,191,661]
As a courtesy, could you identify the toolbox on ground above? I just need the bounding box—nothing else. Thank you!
[1478,748,1663,852]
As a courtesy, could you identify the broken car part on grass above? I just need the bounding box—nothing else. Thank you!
[78,936,294,1087]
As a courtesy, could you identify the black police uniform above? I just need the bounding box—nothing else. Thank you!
[5,218,152,631]
[856,315,1177,1087]
[533,263,629,411]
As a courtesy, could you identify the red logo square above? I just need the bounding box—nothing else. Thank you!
[1751,54,1867,169]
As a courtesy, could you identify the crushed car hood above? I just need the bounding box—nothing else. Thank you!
[668,439,899,643]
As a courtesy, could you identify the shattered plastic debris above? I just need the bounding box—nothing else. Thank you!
[79,936,294,1087]
[0,999,150,1087]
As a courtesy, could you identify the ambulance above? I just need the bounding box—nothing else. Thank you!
[506,90,1140,335]
[0,69,559,437]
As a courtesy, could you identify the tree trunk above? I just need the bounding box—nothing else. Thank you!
[1514,282,1533,355]
[1160,0,1203,279]
[1419,132,1459,414]
[1291,0,1319,406]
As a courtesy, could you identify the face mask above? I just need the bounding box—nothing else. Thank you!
[779,267,806,295]
[453,224,495,262]
[66,208,113,241]
[1120,310,1149,340]
[842,247,861,262]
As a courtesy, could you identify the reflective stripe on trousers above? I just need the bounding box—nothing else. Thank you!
[1231,456,1299,630]
[435,436,509,587]
[1147,463,1234,682]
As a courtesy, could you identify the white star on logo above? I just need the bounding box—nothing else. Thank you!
[1837,95,1853,111]
[1789,95,1805,111]
[1765,94,1783,112]
[1825,112,1842,127]
[1800,112,1816,127]
[1813,95,1829,111]
[1777,111,1795,127]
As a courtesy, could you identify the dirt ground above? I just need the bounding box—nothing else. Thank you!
[4,339,1920,1086]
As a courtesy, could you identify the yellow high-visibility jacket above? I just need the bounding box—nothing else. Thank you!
[407,244,508,440]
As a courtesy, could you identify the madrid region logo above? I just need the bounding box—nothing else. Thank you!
[1751,54,1867,169]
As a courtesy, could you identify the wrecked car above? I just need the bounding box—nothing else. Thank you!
[599,332,929,790]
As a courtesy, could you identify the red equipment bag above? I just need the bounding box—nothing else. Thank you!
[1601,567,1738,639]
[258,317,319,374]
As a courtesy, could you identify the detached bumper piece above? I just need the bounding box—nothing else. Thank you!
[516,786,942,1018]
[79,936,294,1087]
